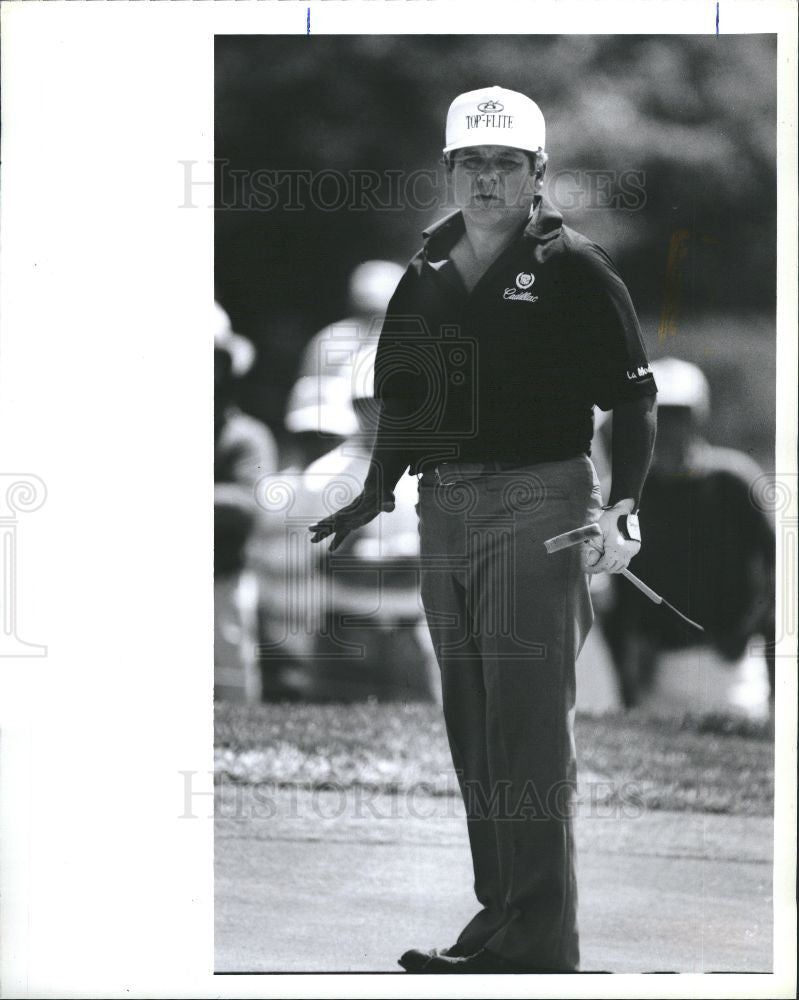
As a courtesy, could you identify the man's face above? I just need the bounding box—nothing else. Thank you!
[449,145,539,229]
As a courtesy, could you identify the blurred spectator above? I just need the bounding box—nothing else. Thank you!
[281,261,406,468]
[254,262,439,701]
[600,357,775,709]
[214,302,278,702]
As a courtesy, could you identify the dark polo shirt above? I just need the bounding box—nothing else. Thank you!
[372,196,657,489]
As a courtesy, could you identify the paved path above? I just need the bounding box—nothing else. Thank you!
[215,786,772,974]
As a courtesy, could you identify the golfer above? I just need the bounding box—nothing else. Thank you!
[310,85,657,973]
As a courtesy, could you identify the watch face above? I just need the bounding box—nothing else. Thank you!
[621,513,641,543]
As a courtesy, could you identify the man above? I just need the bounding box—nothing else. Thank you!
[600,357,774,709]
[310,86,657,973]
[214,301,278,702]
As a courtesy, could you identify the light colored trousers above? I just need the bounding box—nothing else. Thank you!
[417,454,601,971]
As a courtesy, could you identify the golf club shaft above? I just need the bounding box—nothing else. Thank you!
[547,530,706,634]
[619,567,662,604]
[620,568,704,632]
[584,541,705,633]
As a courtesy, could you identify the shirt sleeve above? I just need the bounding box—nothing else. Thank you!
[577,242,657,411]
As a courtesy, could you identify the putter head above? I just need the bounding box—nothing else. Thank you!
[543,523,602,554]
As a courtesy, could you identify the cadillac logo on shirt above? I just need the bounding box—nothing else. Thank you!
[515,272,535,290]
[503,271,539,302]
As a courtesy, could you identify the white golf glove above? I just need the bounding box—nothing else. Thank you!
[584,499,641,575]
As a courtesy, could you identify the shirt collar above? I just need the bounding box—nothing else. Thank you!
[421,196,563,261]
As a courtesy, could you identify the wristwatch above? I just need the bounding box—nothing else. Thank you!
[601,500,641,542]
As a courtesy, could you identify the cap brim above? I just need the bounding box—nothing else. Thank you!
[443,139,545,155]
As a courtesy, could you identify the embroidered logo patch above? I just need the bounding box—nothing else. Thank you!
[503,272,539,302]
[625,365,653,380]
[477,100,505,113]
[515,272,535,290]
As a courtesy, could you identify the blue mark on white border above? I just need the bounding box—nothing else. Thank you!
[307,7,311,35]
[715,2,719,35]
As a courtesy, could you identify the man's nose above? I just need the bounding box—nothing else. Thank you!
[477,166,499,187]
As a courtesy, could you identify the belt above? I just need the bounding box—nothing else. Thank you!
[420,460,525,487]
[418,454,586,487]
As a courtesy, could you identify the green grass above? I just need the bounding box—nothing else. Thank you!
[215,701,774,816]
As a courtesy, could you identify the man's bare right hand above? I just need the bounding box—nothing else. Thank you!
[309,490,395,552]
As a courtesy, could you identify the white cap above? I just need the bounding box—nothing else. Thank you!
[284,374,359,436]
[285,321,364,436]
[650,357,710,418]
[444,86,546,155]
[348,260,404,314]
